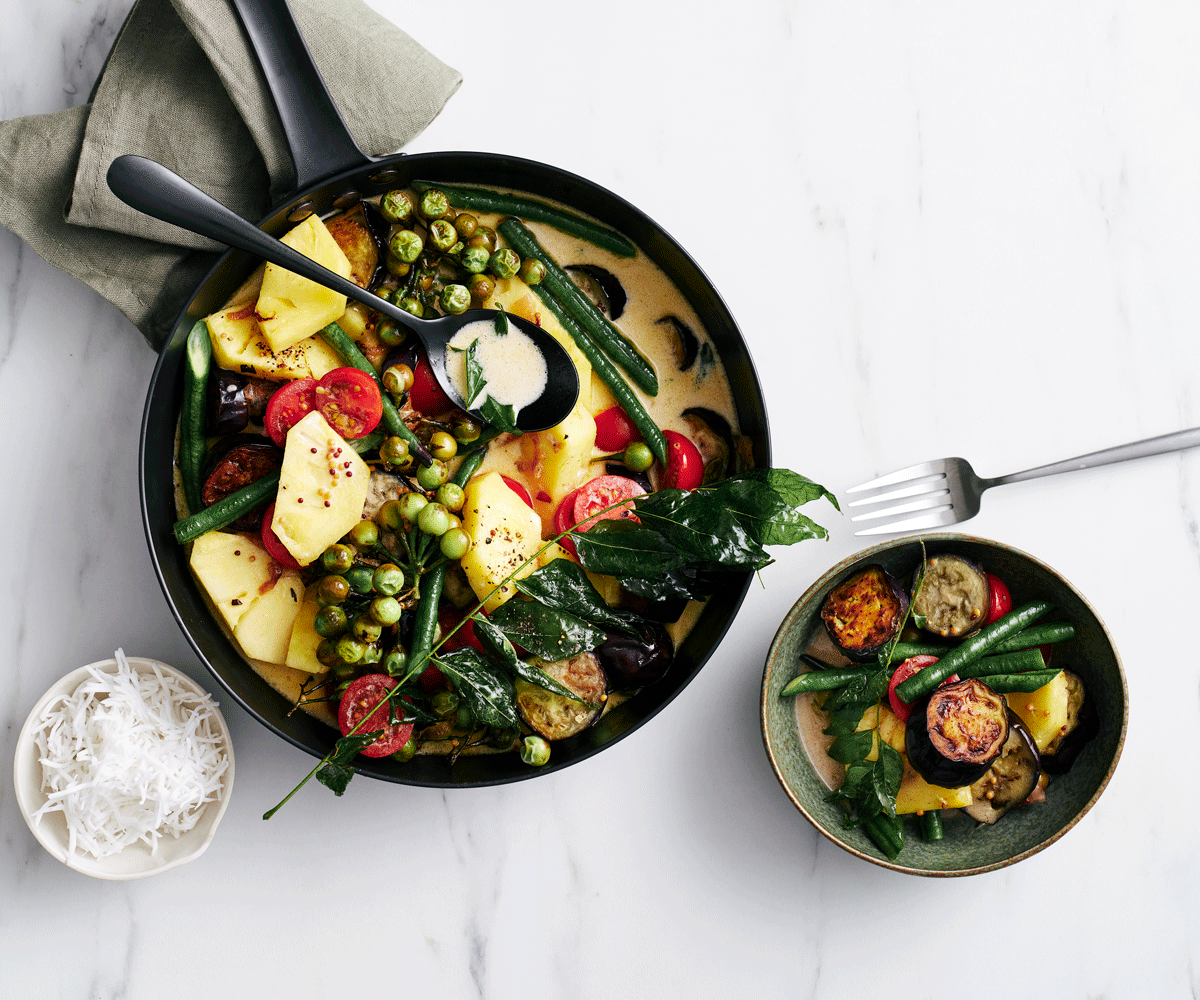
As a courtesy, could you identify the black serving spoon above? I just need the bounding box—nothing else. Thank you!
[107,154,580,432]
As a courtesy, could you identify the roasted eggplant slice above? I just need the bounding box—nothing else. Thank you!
[515,652,607,740]
[1040,670,1097,774]
[906,677,1010,787]
[912,554,990,637]
[682,407,734,483]
[326,203,384,290]
[656,315,699,371]
[966,712,1041,824]
[207,372,276,436]
[565,264,627,319]
[821,565,909,661]
[595,623,674,688]
[200,439,283,530]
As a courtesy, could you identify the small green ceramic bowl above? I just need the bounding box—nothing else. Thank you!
[761,534,1127,876]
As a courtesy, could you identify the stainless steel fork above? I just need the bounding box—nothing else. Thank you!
[845,426,1200,535]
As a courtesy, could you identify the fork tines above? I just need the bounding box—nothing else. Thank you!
[845,459,955,535]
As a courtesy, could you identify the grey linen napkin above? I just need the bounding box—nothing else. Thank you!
[0,0,461,348]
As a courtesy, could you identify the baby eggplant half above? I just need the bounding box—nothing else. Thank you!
[820,565,909,661]
[911,554,990,638]
[965,712,1041,824]
[515,651,607,741]
[906,677,1010,787]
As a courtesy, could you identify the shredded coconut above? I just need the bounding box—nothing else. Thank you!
[31,649,230,859]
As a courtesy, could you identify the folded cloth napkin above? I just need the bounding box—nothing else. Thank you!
[0,0,461,348]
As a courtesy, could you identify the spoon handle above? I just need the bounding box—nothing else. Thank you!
[106,154,400,322]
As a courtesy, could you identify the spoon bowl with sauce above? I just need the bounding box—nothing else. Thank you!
[107,155,579,432]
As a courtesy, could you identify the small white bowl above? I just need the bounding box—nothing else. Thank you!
[13,656,235,880]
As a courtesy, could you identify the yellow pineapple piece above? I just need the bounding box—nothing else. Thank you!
[1007,671,1072,752]
[460,471,544,612]
[256,214,353,352]
[205,306,343,381]
[271,411,370,566]
[285,594,327,674]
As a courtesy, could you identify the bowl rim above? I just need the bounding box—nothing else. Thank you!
[760,532,1129,877]
[13,656,236,881]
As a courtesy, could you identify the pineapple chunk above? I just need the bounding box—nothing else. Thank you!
[589,370,618,417]
[188,530,304,665]
[234,569,305,663]
[461,470,544,613]
[271,411,370,566]
[256,215,353,352]
[1007,671,1072,752]
[855,704,907,761]
[895,770,974,814]
[205,306,343,381]
[513,395,598,510]
[285,594,327,674]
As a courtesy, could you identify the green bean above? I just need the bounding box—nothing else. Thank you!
[862,812,904,860]
[894,601,1053,703]
[408,563,446,677]
[886,621,1075,664]
[525,282,668,466]
[318,322,432,465]
[412,181,637,258]
[172,472,280,544]
[780,666,873,697]
[918,810,943,842]
[497,219,658,396]
[452,439,491,487]
[981,669,1061,693]
[960,648,1046,679]
[180,321,211,515]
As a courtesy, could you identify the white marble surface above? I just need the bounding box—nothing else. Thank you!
[2,1,1197,996]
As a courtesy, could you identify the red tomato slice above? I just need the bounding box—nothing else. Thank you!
[338,674,413,758]
[660,429,704,490]
[500,475,535,509]
[314,367,383,439]
[264,379,317,447]
[594,406,638,451]
[983,573,1013,626]
[409,352,454,415]
[887,655,960,723]
[573,475,646,531]
[260,503,300,569]
[554,486,582,556]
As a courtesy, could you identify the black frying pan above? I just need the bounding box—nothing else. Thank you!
[139,0,771,787]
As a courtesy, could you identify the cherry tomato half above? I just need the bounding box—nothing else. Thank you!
[260,503,300,569]
[983,572,1013,626]
[887,655,959,723]
[264,378,317,447]
[338,674,413,758]
[554,486,582,556]
[314,367,383,439]
[573,474,646,531]
[409,352,454,415]
[594,406,638,452]
[501,475,535,509]
[660,430,704,491]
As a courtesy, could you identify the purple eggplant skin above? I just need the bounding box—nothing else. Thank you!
[965,712,1041,824]
[820,565,910,662]
[682,407,734,483]
[565,264,627,319]
[207,372,276,436]
[1040,672,1098,775]
[606,462,652,493]
[595,622,675,689]
[906,678,1010,788]
[360,202,389,291]
[911,554,990,638]
[656,315,699,371]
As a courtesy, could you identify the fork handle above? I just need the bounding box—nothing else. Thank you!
[993,426,1200,486]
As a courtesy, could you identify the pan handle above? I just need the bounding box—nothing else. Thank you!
[231,0,372,189]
